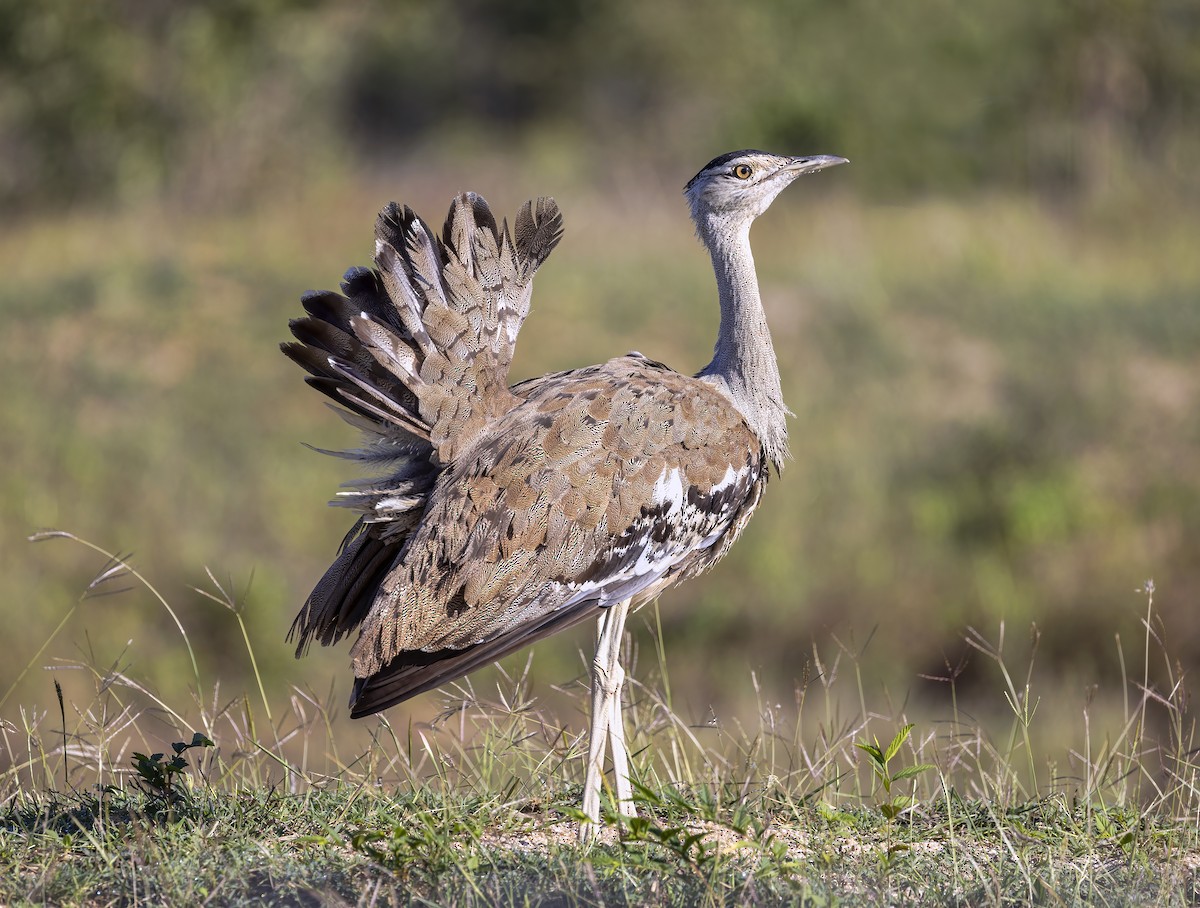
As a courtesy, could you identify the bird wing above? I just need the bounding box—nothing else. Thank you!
[346,355,768,716]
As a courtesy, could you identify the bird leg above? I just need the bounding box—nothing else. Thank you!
[580,597,633,839]
[580,649,611,835]
[604,610,636,818]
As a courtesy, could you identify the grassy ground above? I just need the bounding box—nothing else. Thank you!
[2,536,1198,905]
[6,778,1198,905]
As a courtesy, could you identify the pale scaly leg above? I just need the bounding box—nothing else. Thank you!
[579,598,632,840]
[604,600,636,817]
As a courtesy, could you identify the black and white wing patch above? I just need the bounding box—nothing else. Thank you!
[554,450,769,614]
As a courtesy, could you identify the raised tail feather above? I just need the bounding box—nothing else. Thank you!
[283,193,563,658]
[364,192,562,460]
[283,194,562,456]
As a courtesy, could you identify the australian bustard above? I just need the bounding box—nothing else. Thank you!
[283,150,847,834]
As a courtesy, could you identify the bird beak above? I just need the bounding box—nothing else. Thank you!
[783,155,849,176]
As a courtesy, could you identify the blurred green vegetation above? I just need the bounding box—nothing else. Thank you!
[2,0,1199,746]
[4,0,1199,208]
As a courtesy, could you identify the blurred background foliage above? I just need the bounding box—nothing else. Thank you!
[4,0,1199,209]
[2,0,1199,750]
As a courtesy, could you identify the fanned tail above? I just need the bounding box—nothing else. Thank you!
[362,192,562,460]
[282,193,563,656]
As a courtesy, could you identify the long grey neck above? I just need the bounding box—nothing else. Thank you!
[696,213,790,465]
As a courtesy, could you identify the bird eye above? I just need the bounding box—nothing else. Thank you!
[733,164,753,180]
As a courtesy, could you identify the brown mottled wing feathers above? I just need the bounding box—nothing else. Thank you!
[348,356,767,714]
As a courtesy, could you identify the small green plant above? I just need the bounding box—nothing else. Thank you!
[619,783,721,874]
[857,724,934,859]
[131,732,214,804]
[1093,805,1137,856]
[344,810,487,883]
[560,782,726,877]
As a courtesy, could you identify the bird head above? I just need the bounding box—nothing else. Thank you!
[684,150,848,229]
